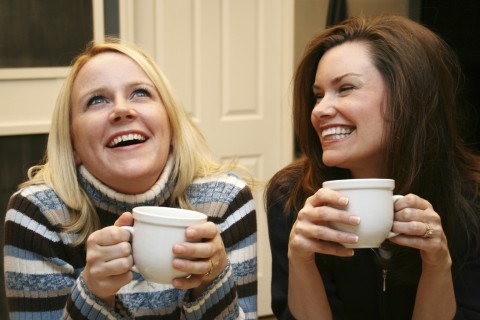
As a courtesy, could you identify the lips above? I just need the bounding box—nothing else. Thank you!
[108,133,147,148]
[321,126,354,141]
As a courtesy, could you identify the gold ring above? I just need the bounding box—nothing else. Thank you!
[422,223,433,238]
[204,259,213,277]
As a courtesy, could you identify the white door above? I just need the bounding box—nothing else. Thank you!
[122,0,295,316]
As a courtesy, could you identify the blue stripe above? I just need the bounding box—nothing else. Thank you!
[232,257,257,279]
[5,271,75,291]
[9,310,64,320]
[187,181,242,205]
[227,233,256,251]
[120,288,185,310]
[24,187,66,212]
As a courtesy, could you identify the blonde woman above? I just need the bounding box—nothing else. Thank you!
[4,39,257,319]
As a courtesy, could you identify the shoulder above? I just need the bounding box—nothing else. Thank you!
[7,184,71,227]
[266,159,305,205]
[188,172,250,204]
[187,172,254,219]
[268,158,305,190]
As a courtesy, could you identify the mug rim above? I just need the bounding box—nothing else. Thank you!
[322,178,394,190]
[132,206,208,226]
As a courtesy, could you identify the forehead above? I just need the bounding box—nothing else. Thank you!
[317,41,376,76]
[77,51,145,80]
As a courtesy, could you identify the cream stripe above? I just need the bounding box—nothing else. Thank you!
[228,241,257,264]
[4,255,74,274]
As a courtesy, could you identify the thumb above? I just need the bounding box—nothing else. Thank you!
[114,211,134,227]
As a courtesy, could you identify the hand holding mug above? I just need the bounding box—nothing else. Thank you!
[288,187,360,260]
[323,179,402,248]
[122,206,208,284]
[83,212,134,306]
[171,220,229,292]
[389,194,451,270]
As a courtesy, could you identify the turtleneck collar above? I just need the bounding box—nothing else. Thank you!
[77,154,176,215]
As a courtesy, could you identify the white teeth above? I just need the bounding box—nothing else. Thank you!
[108,133,146,147]
[321,127,353,139]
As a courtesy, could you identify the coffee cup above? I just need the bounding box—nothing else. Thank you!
[322,179,402,248]
[122,206,208,283]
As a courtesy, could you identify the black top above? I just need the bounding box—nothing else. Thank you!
[267,196,480,320]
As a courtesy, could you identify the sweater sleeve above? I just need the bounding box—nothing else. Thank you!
[186,174,257,319]
[3,187,122,320]
[266,199,297,320]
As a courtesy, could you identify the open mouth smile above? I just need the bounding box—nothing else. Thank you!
[108,133,147,148]
[321,126,354,141]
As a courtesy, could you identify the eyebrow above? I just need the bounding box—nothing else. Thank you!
[312,72,362,90]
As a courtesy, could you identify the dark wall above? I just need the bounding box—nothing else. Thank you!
[0,134,48,319]
[420,0,480,152]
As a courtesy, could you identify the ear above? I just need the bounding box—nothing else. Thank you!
[73,147,82,165]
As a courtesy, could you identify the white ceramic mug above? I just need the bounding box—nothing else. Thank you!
[122,206,208,283]
[322,179,402,248]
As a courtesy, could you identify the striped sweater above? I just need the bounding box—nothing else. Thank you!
[4,160,257,319]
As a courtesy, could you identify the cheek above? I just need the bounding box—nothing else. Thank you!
[310,110,321,133]
[71,130,83,165]
[70,119,92,165]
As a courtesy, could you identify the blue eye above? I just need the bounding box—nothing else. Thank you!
[87,95,106,106]
[133,88,150,98]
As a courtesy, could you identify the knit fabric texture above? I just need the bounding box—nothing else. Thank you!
[4,157,257,319]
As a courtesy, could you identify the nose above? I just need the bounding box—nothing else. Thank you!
[109,100,137,123]
[311,93,336,120]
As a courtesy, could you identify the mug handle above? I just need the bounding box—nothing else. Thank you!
[387,195,404,238]
[120,226,139,273]
[121,225,134,234]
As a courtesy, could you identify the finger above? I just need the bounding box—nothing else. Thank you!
[297,205,361,226]
[172,274,204,290]
[173,241,214,259]
[392,220,433,237]
[306,188,350,209]
[89,255,133,277]
[88,226,132,247]
[86,242,132,264]
[114,212,134,227]
[185,221,218,240]
[394,194,432,211]
[289,234,354,257]
[294,220,359,245]
[172,257,212,276]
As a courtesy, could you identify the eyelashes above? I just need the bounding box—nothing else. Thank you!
[85,86,152,107]
[132,87,151,98]
[87,95,106,106]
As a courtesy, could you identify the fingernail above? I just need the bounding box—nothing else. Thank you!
[338,197,349,206]
[186,228,196,238]
[173,259,186,268]
[349,216,360,225]
[174,244,186,254]
[347,235,359,243]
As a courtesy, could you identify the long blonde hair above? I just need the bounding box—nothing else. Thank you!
[23,39,235,246]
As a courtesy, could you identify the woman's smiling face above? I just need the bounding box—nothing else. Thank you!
[311,41,389,178]
[70,51,172,194]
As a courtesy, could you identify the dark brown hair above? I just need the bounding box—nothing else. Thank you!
[266,14,480,262]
